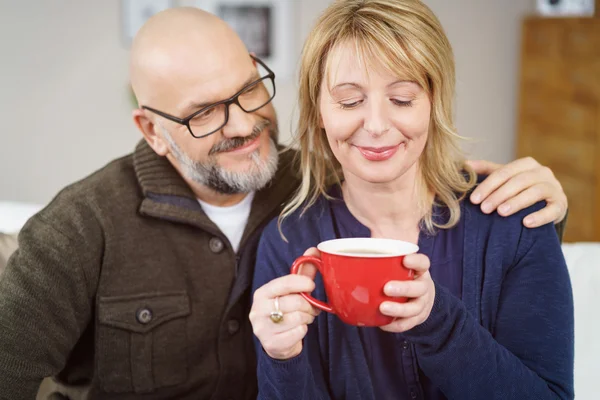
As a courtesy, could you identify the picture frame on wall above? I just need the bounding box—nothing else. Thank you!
[122,0,173,46]
[195,0,295,81]
[536,0,595,16]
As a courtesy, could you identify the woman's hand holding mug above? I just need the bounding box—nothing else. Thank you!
[250,247,321,360]
[379,253,436,333]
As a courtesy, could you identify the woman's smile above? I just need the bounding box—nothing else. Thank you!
[352,143,405,161]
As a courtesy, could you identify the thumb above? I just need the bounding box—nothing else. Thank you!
[466,159,501,175]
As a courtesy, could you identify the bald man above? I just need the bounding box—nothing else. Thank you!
[0,7,567,400]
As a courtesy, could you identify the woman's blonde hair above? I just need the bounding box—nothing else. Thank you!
[281,0,476,233]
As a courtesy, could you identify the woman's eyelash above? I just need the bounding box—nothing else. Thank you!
[338,99,413,109]
[392,99,413,107]
[338,101,362,109]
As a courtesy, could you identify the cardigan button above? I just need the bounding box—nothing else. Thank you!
[227,319,240,335]
[136,307,153,325]
[410,388,418,399]
[209,237,225,253]
[402,340,409,350]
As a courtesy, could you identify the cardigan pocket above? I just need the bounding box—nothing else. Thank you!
[96,291,191,394]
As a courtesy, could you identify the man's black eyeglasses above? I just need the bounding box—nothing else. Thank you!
[142,55,276,139]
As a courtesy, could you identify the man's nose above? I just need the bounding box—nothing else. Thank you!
[221,103,255,138]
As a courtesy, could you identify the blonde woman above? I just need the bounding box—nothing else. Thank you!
[249,0,573,399]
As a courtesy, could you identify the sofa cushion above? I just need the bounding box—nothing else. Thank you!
[561,242,600,400]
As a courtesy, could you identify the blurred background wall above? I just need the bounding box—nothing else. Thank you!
[0,0,536,205]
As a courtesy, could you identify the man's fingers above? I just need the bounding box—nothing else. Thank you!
[493,183,554,217]
[470,157,540,204]
[523,203,564,228]
[480,175,551,215]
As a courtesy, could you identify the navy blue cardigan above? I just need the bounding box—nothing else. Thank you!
[252,195,574,399]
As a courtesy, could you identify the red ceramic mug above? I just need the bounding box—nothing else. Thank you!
[290,238,419,327]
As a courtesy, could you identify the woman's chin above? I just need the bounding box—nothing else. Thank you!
[349,172,404,186]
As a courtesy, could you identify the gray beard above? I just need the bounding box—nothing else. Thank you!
[161,120,279,195]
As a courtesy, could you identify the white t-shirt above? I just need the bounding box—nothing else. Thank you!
[198,192,255,253]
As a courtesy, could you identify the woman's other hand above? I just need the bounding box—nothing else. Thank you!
[250,247,321,360]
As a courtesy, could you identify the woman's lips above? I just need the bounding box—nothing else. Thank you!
[355,144,401,161]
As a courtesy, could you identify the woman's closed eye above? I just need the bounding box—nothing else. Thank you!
[337,99,364,109]
[391,98,413,107]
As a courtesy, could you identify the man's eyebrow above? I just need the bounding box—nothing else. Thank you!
[181,73,259,114]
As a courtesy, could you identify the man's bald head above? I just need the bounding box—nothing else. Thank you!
[130,7,250,109]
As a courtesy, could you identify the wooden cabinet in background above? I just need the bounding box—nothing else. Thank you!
[516,17,600,242]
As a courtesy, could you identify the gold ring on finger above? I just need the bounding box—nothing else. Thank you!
[270,296,284,323]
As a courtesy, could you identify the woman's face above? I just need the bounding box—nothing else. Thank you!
[319,43,431,185]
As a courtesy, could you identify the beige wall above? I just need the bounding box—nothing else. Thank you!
[427,0,535,162]
[0,0,534,205]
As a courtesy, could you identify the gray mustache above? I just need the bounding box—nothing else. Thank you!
[209,119,271,155]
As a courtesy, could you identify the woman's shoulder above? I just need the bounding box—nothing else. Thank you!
[462,195,556,266]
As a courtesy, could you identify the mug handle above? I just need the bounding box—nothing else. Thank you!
[290,256,334,313]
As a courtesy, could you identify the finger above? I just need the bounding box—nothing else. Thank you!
[254,274,316,301]
[470,157,540,204]
[466,159,502,176]
[295,247,320,280]
[523,202,565,228]
[492,182,552,217]
[380,299,425,319]
[274,324,308,345]
[267,311,317,334]
[303,246,320,257]
[402,254,430,275]
[296,262,318,280]
[277,294,321,316]
[253,293,317,317]
[383,279,428,298]
[262,325,308,359]
[481,175,552,215]
[379,315,424,333]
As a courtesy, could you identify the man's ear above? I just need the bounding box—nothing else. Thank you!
[249,52,257,67]
[132,109,169,156]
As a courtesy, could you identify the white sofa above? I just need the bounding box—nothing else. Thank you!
[0,202,598,399]
[561,242,600,399]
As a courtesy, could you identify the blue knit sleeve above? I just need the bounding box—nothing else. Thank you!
[252,216,332,400]
[403,208,574,399]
